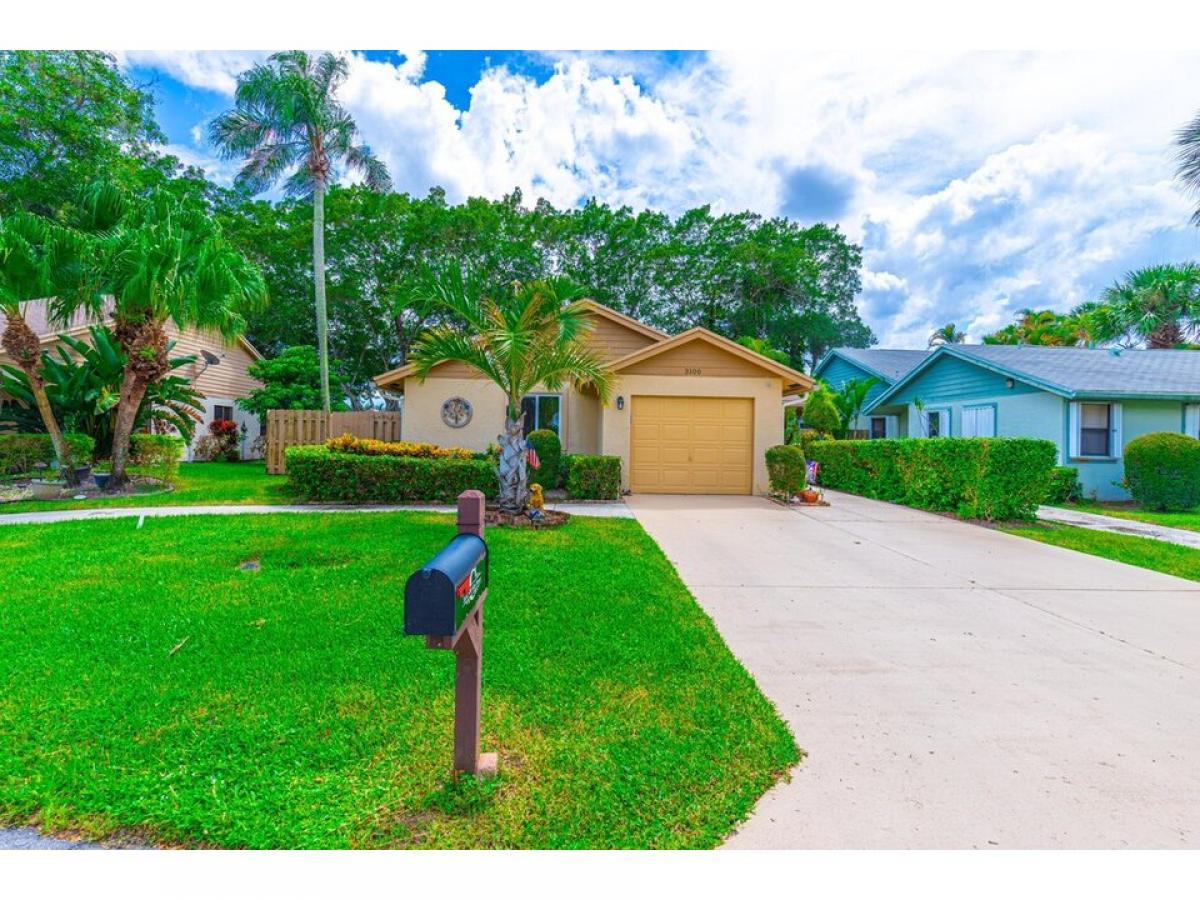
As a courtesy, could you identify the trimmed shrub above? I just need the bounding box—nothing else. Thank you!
[0,432,95,475]
[565,454,622,500]
[807,437,1056,521]
[1045,466,1082,504]
[765,444,807,497]
[1124,432,1200,511]
[526,429,562,488]
[131,433,185,485]
[325,433,475,460]
[286,446,496,503]
[801,387,840,436]
[798,428,832,459]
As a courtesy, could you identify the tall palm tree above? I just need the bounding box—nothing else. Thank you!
[210,51,391,414]
[1176,109,1200,225]
[0,213,93,482]
[405,266,614,514]
[96,188,267,487]
[1092,264,1200,349]
[928,323,967,347]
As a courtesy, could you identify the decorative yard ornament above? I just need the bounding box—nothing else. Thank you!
[441,396,472,428]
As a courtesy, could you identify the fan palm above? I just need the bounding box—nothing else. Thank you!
[95,188,267,487]
[210,51,392,414]
[928,323,967,347]
[1092,264,1200,349]
[0,212,94,482]
[405,266,614,514]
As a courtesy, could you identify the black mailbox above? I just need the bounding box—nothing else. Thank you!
[404,533,488,637]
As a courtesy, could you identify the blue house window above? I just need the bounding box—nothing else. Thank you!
[1079,403,1111,457]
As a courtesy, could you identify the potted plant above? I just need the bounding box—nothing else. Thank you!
[801,485,820,504]
[92,462,111,491]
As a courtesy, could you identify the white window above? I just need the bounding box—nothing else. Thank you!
[213,404,234,423]
[1186,403,1200,439]
[1069,401,1122,459]
[961,405,996,438]
[923,408,950,438]
[521,394,562,436]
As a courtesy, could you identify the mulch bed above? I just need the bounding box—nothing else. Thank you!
[484,506,571,528]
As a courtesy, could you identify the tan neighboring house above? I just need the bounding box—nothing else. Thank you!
[373,300,813,495]
[0,300,265,459]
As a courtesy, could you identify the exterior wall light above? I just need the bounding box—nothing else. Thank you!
[616,396,625,410]
[1005,378,1015,389]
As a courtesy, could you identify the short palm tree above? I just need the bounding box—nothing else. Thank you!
[405,266,614,514]
[1092,264,1200,349]
[96,188,267,487]
[210,51,391,414]
[0,212,93,482]
[928,323,966,347]
[829,376,879,437]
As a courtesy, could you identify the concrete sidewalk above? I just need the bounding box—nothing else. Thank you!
[0,500,633,527]
[1038,504,1200,550]
[628,490,1200,849]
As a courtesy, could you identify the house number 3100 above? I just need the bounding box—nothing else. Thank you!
[684,367,702,375]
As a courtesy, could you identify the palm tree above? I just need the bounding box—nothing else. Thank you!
[96,188,267,487]
[1176,109,1200,225]
[1092,264,1200,349]
[405,266,613,514]
[0,213,93,482]
[829,376,880,437]
[928,323,967,347]
[210,51,391,414]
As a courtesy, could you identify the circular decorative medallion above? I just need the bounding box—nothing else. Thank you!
[441,396,473,428]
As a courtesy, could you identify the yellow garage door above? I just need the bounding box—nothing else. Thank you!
[630,396,754,494]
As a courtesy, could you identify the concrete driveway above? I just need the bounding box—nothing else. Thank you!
[626,490,1200,849]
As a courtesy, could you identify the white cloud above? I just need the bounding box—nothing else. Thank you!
[118,50,267,96]
[126,49,1200,349]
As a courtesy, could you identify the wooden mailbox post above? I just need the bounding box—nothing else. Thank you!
[404,490,497,777]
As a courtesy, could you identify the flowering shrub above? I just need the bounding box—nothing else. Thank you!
[194,418,240,462]
[324,433,475,460]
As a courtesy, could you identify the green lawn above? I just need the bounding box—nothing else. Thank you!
[1004,521,1200,582]
[0,461,291,514]
[0,512,798,849]
[1054,499,1200,534]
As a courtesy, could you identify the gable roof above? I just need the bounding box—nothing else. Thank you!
[374,299,666,389]
[608,327,814,394]
[0,299,263,361]
[813,347,931,384]
[870,343,1200,409]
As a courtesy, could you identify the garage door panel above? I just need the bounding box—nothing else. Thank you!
[630,395,753,495]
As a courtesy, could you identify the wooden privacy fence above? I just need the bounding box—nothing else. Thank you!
[266,409,402,474]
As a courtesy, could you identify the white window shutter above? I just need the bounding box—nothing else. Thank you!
[886,416,898,438]
[1068,402,1080,459]
[979,406,996,437]
[1186,404,1200,438]
[1111,402,1123,458]
[939,409,951,437]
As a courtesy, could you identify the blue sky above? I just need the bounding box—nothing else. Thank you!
[117,50,1200,349]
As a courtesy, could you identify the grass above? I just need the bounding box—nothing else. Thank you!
[0,512,798,849]
[1003,521,1200,582]
[1054,499,1200,534]
[0,461,291,514]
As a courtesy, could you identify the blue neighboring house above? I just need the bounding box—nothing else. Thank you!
[864,344,1200,500]
[812,348,931,437]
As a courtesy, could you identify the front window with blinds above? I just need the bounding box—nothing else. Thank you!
[213,404,234,422]
[521,394,561,436]
[1079,403,1111,456]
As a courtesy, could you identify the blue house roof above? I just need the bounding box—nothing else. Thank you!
[813,348,931,384]
[870,344,1200,409]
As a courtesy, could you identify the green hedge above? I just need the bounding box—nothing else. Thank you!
[765,444,806,496]
[1124,432,1200,511]
[286,446,496,503]
[131,434,185,485]
[527,429,563,488]
[807,437,1057,521]
[565,454,622,500]
[1045,466,1082,504]
[0,432,95,474]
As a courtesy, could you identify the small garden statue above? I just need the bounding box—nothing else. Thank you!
[528,483,545,512]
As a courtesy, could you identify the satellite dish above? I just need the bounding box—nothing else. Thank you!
[201,350,221,366]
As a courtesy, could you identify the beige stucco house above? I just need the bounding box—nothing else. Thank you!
[0,300,265,459]
[373,301,813,495]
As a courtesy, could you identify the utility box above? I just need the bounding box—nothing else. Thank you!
[404,533,488,638]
